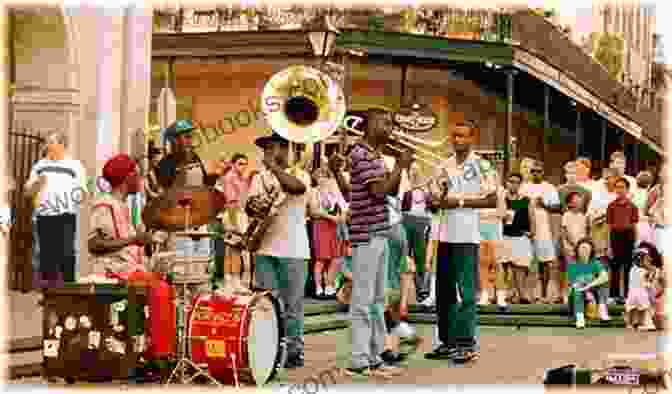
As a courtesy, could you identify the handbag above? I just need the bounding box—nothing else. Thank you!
[585,303,599,320]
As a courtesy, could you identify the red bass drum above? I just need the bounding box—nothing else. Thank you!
[188,290,286,386]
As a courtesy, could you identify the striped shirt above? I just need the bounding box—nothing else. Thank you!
[29,158,87,216]
[348,142,389,244]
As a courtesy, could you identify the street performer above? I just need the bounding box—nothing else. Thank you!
[143,120,227,293]
[246,131,310,369]
[329,108,412,378]
[87,153,155,280]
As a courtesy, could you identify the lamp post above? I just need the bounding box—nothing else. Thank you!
[306,14,340,61]
[305,14,341,170]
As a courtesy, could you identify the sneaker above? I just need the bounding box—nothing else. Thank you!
[285,354,304,369]
[576,313,586,329]
[453,348,480,363]
[342,366,371,377]
[324,287,337,297]
[421,296,435,307]
[391,321,416,339]
[371,362,403,376]
[424,344,460,360]
[380,350,406,365]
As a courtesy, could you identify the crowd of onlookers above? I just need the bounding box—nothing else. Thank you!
[300,149,668,331]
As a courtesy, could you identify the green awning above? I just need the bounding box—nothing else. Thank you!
[336,30,514,65]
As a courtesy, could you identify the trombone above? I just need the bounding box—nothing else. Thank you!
[341,121,454,191]
[342,122,451,168]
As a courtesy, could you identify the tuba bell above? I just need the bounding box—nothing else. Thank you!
[261,65,346,144]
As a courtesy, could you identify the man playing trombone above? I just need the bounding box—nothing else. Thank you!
[424,120,498,363]
[329,108,412,378]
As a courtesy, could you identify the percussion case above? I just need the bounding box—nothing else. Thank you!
[42,284,148,383]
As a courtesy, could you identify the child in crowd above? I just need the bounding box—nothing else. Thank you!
[567,238,610,329]
[632,171,654,245]
[607,177,639,303]
[624,242,661,331]
[561,193,590,259]
[309,167,347,299]
[499,173,535,306]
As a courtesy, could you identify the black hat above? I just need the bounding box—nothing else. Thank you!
[254,132,289,148]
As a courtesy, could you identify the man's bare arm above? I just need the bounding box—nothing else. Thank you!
[369,164,404,196]
[268,166,306,195]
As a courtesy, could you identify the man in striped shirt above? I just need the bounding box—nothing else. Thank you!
[25,131,88,287]
[330,108,413,378]
[424,121,497,363]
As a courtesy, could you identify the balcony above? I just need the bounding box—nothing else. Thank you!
[153,6,517,44]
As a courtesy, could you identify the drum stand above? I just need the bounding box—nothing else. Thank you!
[165,201,222,387]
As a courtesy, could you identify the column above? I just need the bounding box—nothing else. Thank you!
[121,4,153,157]
[504,68,516,178]
[543,84,550,164]
[575,103,582,158]
[0,9,8,284]
[66,3,152,279]
[600,117,608,166]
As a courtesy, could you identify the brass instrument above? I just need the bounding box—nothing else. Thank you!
[261,65,346,144]
[341,117,455,191]
[342,120,451,169]
[247,64,347,250]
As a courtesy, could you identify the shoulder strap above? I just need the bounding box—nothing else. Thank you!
[93,202,121,239]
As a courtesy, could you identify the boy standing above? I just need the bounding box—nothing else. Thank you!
[607,177,639,303]
[519,160,562,303]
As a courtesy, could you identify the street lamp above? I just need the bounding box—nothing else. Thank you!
[306,14,340,60]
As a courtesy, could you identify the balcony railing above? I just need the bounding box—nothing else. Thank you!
[154,6,515,43]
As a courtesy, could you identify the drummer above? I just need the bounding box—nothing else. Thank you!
[87,154,154,280]
[148,120,224,292]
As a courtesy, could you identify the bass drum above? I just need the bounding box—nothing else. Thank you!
[188,290,286,385]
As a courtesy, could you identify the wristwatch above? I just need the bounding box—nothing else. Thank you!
[458,198,465,208]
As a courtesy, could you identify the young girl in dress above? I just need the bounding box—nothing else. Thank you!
[310,167,347,299]
[567,238,610,329]
[624,242,661,331]
[624,243,660,331]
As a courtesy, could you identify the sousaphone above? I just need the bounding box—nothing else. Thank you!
[261,65,346,144]
[244,65,347,251]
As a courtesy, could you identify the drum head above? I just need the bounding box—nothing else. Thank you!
[248,295,280,385]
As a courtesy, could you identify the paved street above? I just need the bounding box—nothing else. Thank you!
[10,325,660,387]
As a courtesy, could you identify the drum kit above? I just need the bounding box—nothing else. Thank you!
[145,187,286,388]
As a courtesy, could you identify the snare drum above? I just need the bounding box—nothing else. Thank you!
[188,290,286,385]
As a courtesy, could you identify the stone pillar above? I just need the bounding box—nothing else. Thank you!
[120,4,153,157]
[1,8,8,292]
[65,4,153,278]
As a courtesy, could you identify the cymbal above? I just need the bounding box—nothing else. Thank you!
[143,186,226,231]
[174,231,218,239]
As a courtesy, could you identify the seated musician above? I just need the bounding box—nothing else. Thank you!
[87,154,154,281]
[150,120,220,282]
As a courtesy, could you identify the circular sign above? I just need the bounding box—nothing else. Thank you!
[393,103,437,132]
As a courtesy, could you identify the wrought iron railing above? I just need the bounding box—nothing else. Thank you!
[153,6,515,43]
